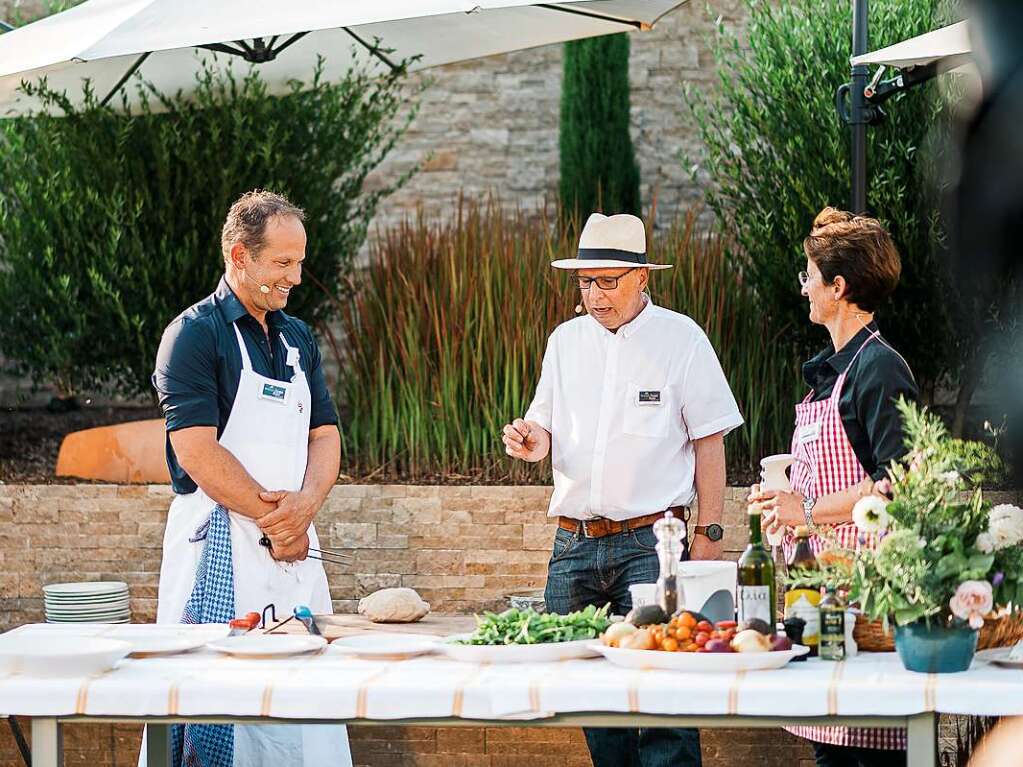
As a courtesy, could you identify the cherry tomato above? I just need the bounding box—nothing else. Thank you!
[696,620,713,633]
[679,612,697,629]
[662,637,679,653]
[715,620,737,629]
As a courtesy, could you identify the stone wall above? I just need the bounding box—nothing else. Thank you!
[0,482,822,767]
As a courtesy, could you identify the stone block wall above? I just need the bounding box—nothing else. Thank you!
[0,482,822,767]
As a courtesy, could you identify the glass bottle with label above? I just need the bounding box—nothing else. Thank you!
[737,504,776,628]
[819,585,846,661]
[784,526,821,655]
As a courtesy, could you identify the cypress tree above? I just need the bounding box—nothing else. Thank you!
[559,33,641,220]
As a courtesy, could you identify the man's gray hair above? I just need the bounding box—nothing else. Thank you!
[221,190,305,261]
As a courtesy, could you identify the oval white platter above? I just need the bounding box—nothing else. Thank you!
[331,633,440,659]
[590,643,809,672]
[103,624,232,656]
[0,636,132,677]
[440,634,602,663]
[207,634,327,658]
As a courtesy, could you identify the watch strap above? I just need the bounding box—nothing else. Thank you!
[693,524,722,541]
[802,496,818,531]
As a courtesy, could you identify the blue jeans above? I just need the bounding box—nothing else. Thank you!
[543,525,702,767]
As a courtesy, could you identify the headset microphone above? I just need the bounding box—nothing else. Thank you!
[574,304,583,314]
[259,284,271,294]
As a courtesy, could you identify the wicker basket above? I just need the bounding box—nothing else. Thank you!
[853,612,1023,653]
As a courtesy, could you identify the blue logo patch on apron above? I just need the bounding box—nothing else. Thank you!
[260,383,287,403]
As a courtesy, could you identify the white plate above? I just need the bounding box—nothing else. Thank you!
[331,633,440,659]
[43,581,128,596]
[45,594,129,604]
[0,636,132,676]
[102,625,232,656]
[440,635,601,663]
[590,643,810,672]
[46,604,131,614]
[207,634,327,658]
[46,614,132,624]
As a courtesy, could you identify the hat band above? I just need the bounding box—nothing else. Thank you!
[576,248,647,264]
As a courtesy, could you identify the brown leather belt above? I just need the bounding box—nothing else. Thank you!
[558,507,689,538]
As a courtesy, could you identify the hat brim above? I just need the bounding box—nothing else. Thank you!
[550,258,672,270]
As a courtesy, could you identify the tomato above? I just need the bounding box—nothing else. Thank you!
[679,612,698,629]
[661,637,679,653]
[715,620,738,629]
[694,634,709,647]
[696,620,713,633]
[674,625,692,641]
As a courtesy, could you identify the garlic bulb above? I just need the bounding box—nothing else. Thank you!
[730,629,772,653]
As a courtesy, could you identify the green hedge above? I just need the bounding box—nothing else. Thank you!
[685,0,954,394]
[0,60,417,398]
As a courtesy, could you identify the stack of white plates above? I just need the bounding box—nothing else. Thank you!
[43,581,131,624]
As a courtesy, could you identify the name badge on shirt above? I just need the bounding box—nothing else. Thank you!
[797,421,821,445]
[259,383,288,404]
[637,390,662,406]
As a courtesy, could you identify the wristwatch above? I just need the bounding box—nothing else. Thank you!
[693,523,724,542]
[802,496,818,531]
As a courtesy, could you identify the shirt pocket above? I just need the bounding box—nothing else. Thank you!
[623,382,672,439]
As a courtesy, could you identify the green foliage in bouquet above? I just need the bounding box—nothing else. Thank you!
[849,399,1019,629]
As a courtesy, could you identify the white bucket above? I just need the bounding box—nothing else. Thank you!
[678,561,737,623]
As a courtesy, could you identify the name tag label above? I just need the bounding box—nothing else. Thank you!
[797,421,821,445]
[259,383,288,403]
[637,390,662,406]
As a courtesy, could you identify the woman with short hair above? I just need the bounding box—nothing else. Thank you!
[752,207,918,767]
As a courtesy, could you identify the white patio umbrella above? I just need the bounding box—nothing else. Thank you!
[850,19,971,72]
[0,0,686,117]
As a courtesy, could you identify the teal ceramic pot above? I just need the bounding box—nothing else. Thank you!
[894,620,978,673]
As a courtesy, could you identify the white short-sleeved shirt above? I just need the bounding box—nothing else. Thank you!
[524,297,744,521]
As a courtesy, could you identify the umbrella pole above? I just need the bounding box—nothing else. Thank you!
[850,0,869,214]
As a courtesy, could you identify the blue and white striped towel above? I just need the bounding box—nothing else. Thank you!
[172,504,235,767]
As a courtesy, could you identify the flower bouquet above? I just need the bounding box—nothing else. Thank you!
[847,399,1023,672]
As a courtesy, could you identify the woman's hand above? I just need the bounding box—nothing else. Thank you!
[748,486,805,534]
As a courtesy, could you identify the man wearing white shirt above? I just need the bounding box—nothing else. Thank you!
[502,213,743,767]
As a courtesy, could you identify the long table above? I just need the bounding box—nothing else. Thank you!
[5,623,1023,767]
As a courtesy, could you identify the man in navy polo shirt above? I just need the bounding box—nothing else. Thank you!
[150,190,351,766]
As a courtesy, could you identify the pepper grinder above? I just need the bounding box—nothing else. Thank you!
[653,511,687,616]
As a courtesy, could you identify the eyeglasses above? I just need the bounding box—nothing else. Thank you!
[798,270,810,287]
[577,268,634,291]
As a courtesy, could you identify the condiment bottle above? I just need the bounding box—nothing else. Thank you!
[819,585,846,661]
[653,511,686,615]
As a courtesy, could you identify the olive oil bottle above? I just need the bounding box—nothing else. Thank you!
[784,526,821,655]
[819,585,846,661]
[737,504,776,628]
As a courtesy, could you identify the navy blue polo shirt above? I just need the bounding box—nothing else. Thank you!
[152,277,339,495]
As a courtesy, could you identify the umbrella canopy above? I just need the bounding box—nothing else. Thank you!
[850,19,970,71]
[0,0,685,117]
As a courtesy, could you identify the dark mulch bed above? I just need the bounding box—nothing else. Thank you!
[0,405,161,484]
[1,404,763,486]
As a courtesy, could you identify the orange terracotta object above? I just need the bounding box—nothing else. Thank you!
[56,419,170,483]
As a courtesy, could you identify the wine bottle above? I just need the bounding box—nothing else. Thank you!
[737,504,776,628]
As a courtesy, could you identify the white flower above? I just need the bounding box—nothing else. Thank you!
[950,580,994,630]
[987,505,1023,550]
[976,532,996,554]
[940,471,960,485]
[852,495,891,534]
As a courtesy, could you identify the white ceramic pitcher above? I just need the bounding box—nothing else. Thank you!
[759,453,793,546]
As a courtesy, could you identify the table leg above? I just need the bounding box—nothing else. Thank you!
[907,712,938,767]
[30,718,62,767]
[145,723,171,767]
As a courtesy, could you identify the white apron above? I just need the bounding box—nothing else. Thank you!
[143,322,351,767]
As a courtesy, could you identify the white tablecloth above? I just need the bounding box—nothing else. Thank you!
[3,625,1023,722]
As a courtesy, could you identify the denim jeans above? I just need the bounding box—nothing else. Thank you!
[543,524,702,767]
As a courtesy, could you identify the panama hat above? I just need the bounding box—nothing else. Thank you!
[551,213,672,270]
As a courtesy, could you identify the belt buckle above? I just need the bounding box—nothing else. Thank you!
[581,518,600,538]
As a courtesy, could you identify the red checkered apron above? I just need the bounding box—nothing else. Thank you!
[784,331,906,751]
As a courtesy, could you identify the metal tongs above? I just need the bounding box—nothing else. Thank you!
[258,534,352,565]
